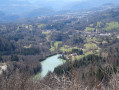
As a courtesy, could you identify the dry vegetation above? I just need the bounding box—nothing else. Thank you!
[1,67,119,90]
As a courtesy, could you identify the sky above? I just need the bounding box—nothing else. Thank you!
[0,0,119,14]
[0,0,86,13]
[0,0,87,8]
[1,0,118,7]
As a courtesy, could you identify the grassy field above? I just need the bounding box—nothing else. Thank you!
[104,22,119,31]
[85,27,95,32]
[71,42,100,61]
[86,37,98,42]
[37,24,46,29]
[84,43,98,50]
[96,21,102,28]
[60,45,78,53]
[50,47,55,52]
[54,41,62,49]
[50,41,62,51]
[72,51,94,61]
[42,30,51,34]
[89,24,94,27]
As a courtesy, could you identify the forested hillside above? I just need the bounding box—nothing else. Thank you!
[0,7,119,90]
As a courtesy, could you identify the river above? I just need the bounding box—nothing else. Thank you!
[34,54,66,79]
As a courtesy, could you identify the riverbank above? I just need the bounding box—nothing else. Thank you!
[39,52,64,62]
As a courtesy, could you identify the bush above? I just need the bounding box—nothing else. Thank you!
[11,55,19,62]
[0,56,3,62]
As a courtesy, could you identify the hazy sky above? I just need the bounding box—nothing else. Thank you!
[1,0,118,7]
[0,0,119,14]
[24,0,119,9]
[0,0,87,10]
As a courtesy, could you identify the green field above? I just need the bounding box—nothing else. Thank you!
[50,41,62,51]
[84,43,98,50]
[104,22,119,31]
[72,51,94,61]
[38,24,46,28]
[85,27,95,32]
[60,45,78,53]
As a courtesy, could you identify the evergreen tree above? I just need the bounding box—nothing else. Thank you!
[11,55,19,61]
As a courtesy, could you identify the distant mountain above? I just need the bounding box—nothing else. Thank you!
[64,0,119,11]
[26,8,55,17]
[0,11,5,17]
[0,11,20,22]
[0,0,119,22]
[0,11,5,22]
[3,15,20,22]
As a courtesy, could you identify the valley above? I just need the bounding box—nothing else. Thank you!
[0,6,119,90]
